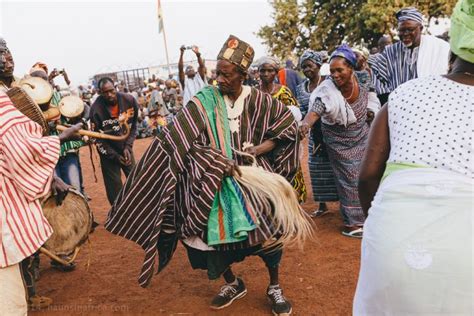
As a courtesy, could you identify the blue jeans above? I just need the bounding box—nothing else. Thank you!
[54,153,84,193]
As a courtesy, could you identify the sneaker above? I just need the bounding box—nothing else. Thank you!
[210,278,247,310]
[267,285,292,315]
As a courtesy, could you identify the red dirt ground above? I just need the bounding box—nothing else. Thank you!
[32,138,361,316]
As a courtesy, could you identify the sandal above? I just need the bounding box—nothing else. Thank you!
[310,209,329,217]
[342,227,363,239]
[28,295,53,309]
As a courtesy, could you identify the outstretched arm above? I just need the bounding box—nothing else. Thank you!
[193,46,206,81]
[178,45,185,88]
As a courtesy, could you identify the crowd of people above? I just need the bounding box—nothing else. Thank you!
[1,2,472,316]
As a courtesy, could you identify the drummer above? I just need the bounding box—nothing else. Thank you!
[29,66,88,272]
[0,36,18,92]
[0,37,84,313]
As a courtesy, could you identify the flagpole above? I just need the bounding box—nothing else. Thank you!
[158,0,172,77]
[161,19,172,77]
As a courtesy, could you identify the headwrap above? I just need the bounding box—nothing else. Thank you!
[396,7,424,24]
[30,62,49,75]
[0,36,8,53]
[320,51,329,62]
[449,0,474,63]
[299,50,323,68]
[330,44,357,68]
[353,47,370,60]
[255,56,281,71]
[217,35,255,71]
[0,36,11,74]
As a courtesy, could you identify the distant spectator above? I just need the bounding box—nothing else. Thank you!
[277,59,302,96]
[178,45,207,105]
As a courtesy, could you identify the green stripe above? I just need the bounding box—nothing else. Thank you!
[382,162,427,181]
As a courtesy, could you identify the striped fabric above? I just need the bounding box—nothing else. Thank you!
[49,92,85,156]
[105,87,299,287]
[0,92,60,268]
[369,42,419,93]
[370,64,391,95]
[49,119,85,157]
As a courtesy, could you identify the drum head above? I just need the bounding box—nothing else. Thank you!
[19,77,53,105]
[41,189,92,256]
[58,95,84,118]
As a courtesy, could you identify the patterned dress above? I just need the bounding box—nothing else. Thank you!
[310,74,370,226]
[296,79,338,203]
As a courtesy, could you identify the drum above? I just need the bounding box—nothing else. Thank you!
[57,95,84,119]
[6,87,49,135]
[41,189,92,261]
[19,77,53,109]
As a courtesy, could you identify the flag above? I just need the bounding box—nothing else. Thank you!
[157,0,164,33]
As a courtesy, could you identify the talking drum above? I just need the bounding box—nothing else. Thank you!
[19,76,54,110]
[41,189,92,264]
[6,86,50,135]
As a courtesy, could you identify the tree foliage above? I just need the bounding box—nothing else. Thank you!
[257,0,457,59]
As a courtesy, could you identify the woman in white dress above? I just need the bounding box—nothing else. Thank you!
[354,1,474,314]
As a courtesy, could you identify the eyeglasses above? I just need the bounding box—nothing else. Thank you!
[398,27,419,35]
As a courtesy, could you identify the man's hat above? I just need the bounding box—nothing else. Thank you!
[396,7,424,24]
[217,35,254,71]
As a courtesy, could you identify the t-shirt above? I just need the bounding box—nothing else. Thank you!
[109,104,119,118]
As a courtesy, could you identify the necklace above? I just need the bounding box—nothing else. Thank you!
[308,76,322,92]
[342,75,356,100]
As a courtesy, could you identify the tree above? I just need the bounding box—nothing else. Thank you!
[258,0,456,58]
[256,0,302,60]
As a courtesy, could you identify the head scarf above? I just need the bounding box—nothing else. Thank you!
[0,36,8,53]
[330,44,357,68]
[217,35,255,71]
[450,0,474,63]
[353,47,370,60]
[299,50,323,68]
[396,7,424,24]
[255,56,281,71]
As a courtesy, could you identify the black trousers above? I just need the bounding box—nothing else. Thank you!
[99,154,135,205]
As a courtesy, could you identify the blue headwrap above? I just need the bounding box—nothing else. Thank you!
[299,50,323,68]
[330,44,357,68]
[396,7,424,24]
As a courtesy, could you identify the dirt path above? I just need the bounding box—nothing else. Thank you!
[33,138,360,315]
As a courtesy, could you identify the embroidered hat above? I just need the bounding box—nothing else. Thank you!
[217,35,255,71]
